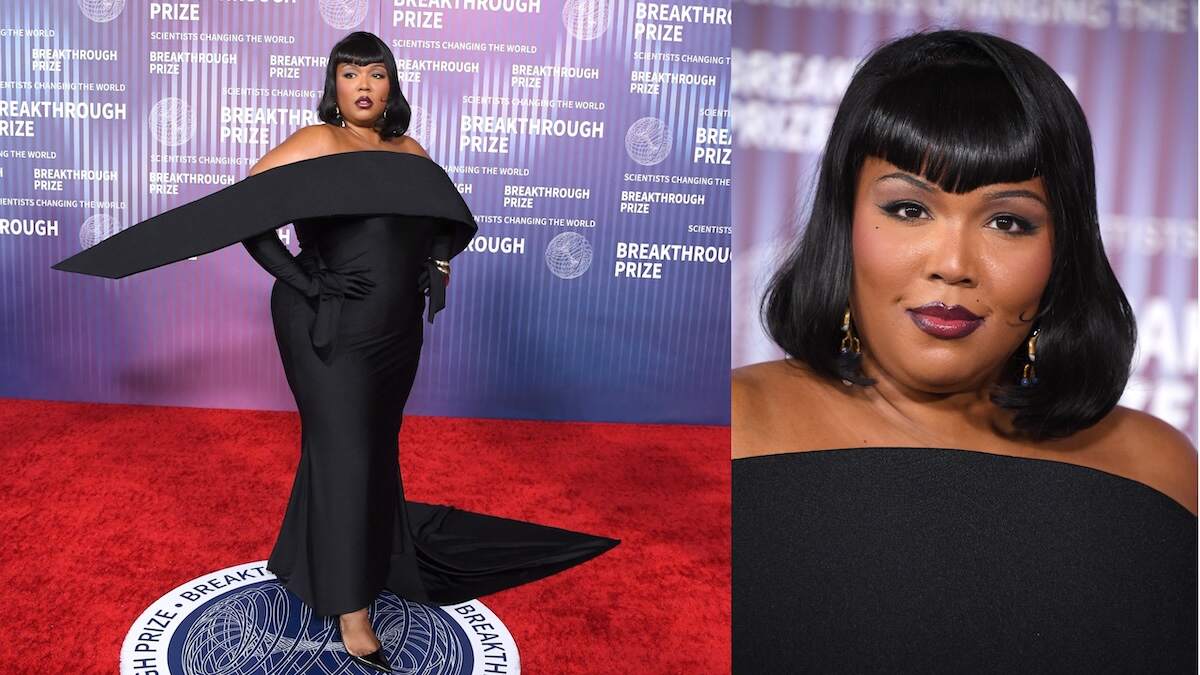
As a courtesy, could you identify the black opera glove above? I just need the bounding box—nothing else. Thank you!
[418,257,448,324]
[418,226,454,323]
[241,229,376,362]
[416,261,450,296]
[417,264,430,296]
[240,229,376,300]
[305,264,375,301]
[241,229,311,295]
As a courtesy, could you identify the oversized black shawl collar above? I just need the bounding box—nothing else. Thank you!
[51,150,478,278]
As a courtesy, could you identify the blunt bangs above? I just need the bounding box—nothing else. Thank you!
[330,31,391,67]
[858,62,1040,194]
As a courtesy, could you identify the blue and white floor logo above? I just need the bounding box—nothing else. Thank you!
[120,561,520,674]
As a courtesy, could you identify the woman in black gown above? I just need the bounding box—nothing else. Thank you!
[731,30,1197,672]
[53,31,619,673]
[237,32,621,671]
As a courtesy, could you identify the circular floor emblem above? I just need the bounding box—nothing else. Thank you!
[120,561,520,674]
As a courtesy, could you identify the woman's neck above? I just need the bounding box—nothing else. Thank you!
[338,122,388,147]
[856,354,1019,446]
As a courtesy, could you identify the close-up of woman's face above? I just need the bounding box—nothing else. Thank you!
[849,156,1055,394]
[335,60,389,125]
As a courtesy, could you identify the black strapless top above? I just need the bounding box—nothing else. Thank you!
[733,447,1197,673]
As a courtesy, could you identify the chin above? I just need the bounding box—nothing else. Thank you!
[887,353,990,393]
[907,373,985,394]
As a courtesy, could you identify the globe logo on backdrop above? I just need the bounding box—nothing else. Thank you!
[545,232,593,279]
[319,0,368,29]
[79,214,123,249]
[149,97,196,147]
[625,117,672,166]
[408,105,433,146]
[78,0,125,22]
[119,561,520,675]
[562,0,612,40]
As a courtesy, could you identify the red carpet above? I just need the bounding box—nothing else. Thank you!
[0,398,728,673]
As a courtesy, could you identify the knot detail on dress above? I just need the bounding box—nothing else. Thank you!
[306,252,374,363]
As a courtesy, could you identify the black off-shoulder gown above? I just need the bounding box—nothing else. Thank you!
[52,150,619,617]
[733,447,1197,673]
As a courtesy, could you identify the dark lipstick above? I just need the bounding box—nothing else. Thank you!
[906,301,984,339]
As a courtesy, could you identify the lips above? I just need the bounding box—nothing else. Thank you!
[355,97,372,108]
[906,301,984,339]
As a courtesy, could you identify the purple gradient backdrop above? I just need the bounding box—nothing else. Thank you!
[0,0,732,424]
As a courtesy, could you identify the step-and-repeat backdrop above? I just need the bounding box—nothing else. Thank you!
[0,0,732,424]
[732,1,1198,442]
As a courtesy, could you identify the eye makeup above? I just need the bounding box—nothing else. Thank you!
[875,199,1043,236]
[878,200,931,220]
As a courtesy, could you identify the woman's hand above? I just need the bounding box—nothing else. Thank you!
[308,266,375,300]
[419,260,450,294]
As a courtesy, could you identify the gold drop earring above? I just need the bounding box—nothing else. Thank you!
[839,306,860,355]
[1020,328,1039,386]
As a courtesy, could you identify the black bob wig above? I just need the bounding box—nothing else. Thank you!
[762,29,1136,441]
[317,31,411,138]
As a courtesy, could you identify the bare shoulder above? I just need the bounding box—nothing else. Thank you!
[394,134,431,159]
[248,124,337,176]
[732,359,810,406]
[1087,406,1198,515]
[730,362,774,458]
[732,359,848,459]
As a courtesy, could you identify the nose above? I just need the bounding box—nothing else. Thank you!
[923,220,977,287]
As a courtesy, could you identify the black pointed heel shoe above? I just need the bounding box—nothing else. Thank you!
[339,610,392,672]
[348,648,392,672]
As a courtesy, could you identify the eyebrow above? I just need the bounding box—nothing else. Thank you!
[876,172,1048,207]
[983,188,1048,207]
[875,172,935,192]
